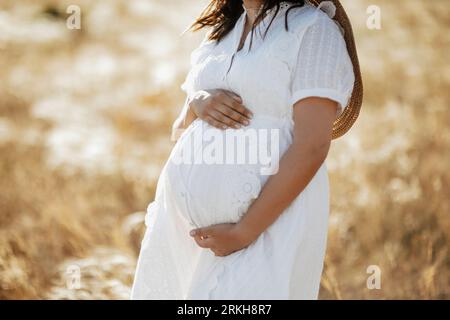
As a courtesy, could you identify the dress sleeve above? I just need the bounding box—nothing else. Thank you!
[180,31,215,96]
[290,11,355,116]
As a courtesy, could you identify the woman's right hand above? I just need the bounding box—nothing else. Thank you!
[188,89,253,129]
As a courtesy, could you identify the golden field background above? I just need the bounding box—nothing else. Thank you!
[0,0,449,299]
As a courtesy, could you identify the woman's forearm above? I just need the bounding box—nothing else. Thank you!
[237,138,330,240]
[171,96,198,141]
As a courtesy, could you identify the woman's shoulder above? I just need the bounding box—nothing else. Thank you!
[286,2,317,18]
[189,31,218,65]
[286,2,341,36]
[284,3,316,28]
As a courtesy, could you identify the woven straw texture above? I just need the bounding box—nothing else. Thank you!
[308,0,363,139]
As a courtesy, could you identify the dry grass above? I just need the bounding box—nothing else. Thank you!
[0,0,449,299]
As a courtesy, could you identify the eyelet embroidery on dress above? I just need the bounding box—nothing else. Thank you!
[228,167,262,219]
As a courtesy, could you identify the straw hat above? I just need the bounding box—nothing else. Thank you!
[308,0,363,139]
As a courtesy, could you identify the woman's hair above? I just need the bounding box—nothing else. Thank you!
[189,0,306,45]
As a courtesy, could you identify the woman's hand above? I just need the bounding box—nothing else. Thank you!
[189,222,258,257]
[189,89,253,130]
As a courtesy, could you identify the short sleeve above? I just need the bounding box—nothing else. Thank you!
[290,12,355,115]
[180,31,215,96]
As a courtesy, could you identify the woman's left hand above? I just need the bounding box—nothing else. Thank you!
[190,223,257,257]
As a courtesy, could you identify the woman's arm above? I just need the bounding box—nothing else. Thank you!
[171,89,253,141]
[171,95,198,141]
[190,97,338,256]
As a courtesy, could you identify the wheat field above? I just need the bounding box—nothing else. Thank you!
[0,0,449,299]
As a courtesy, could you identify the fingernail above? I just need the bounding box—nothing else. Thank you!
[243,120,249,125]
[190,230,196,236]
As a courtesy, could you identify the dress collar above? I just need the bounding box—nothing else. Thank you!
[241,1,291,16]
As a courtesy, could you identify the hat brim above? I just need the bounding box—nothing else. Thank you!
[309,0,363,139]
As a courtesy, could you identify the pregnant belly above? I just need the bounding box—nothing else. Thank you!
[163,117,289,228]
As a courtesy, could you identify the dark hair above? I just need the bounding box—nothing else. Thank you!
[189,0,306,47]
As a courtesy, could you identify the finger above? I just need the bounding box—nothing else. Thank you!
[215,104,250,127]
[190,226,210,239]
[212,249,226,257]
[194,236,213,249]
[223,90,243,103]
[221,95,253,121]
[221,91,253,119]
[204,115,228,130]
[208,109,241,129]
[193,233,211,243]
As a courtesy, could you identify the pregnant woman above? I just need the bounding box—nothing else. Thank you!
[131,0,362,299]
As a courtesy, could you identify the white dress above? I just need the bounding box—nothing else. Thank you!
[131,1,355,300]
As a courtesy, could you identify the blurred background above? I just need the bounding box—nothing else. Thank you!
[0,0,449,299]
